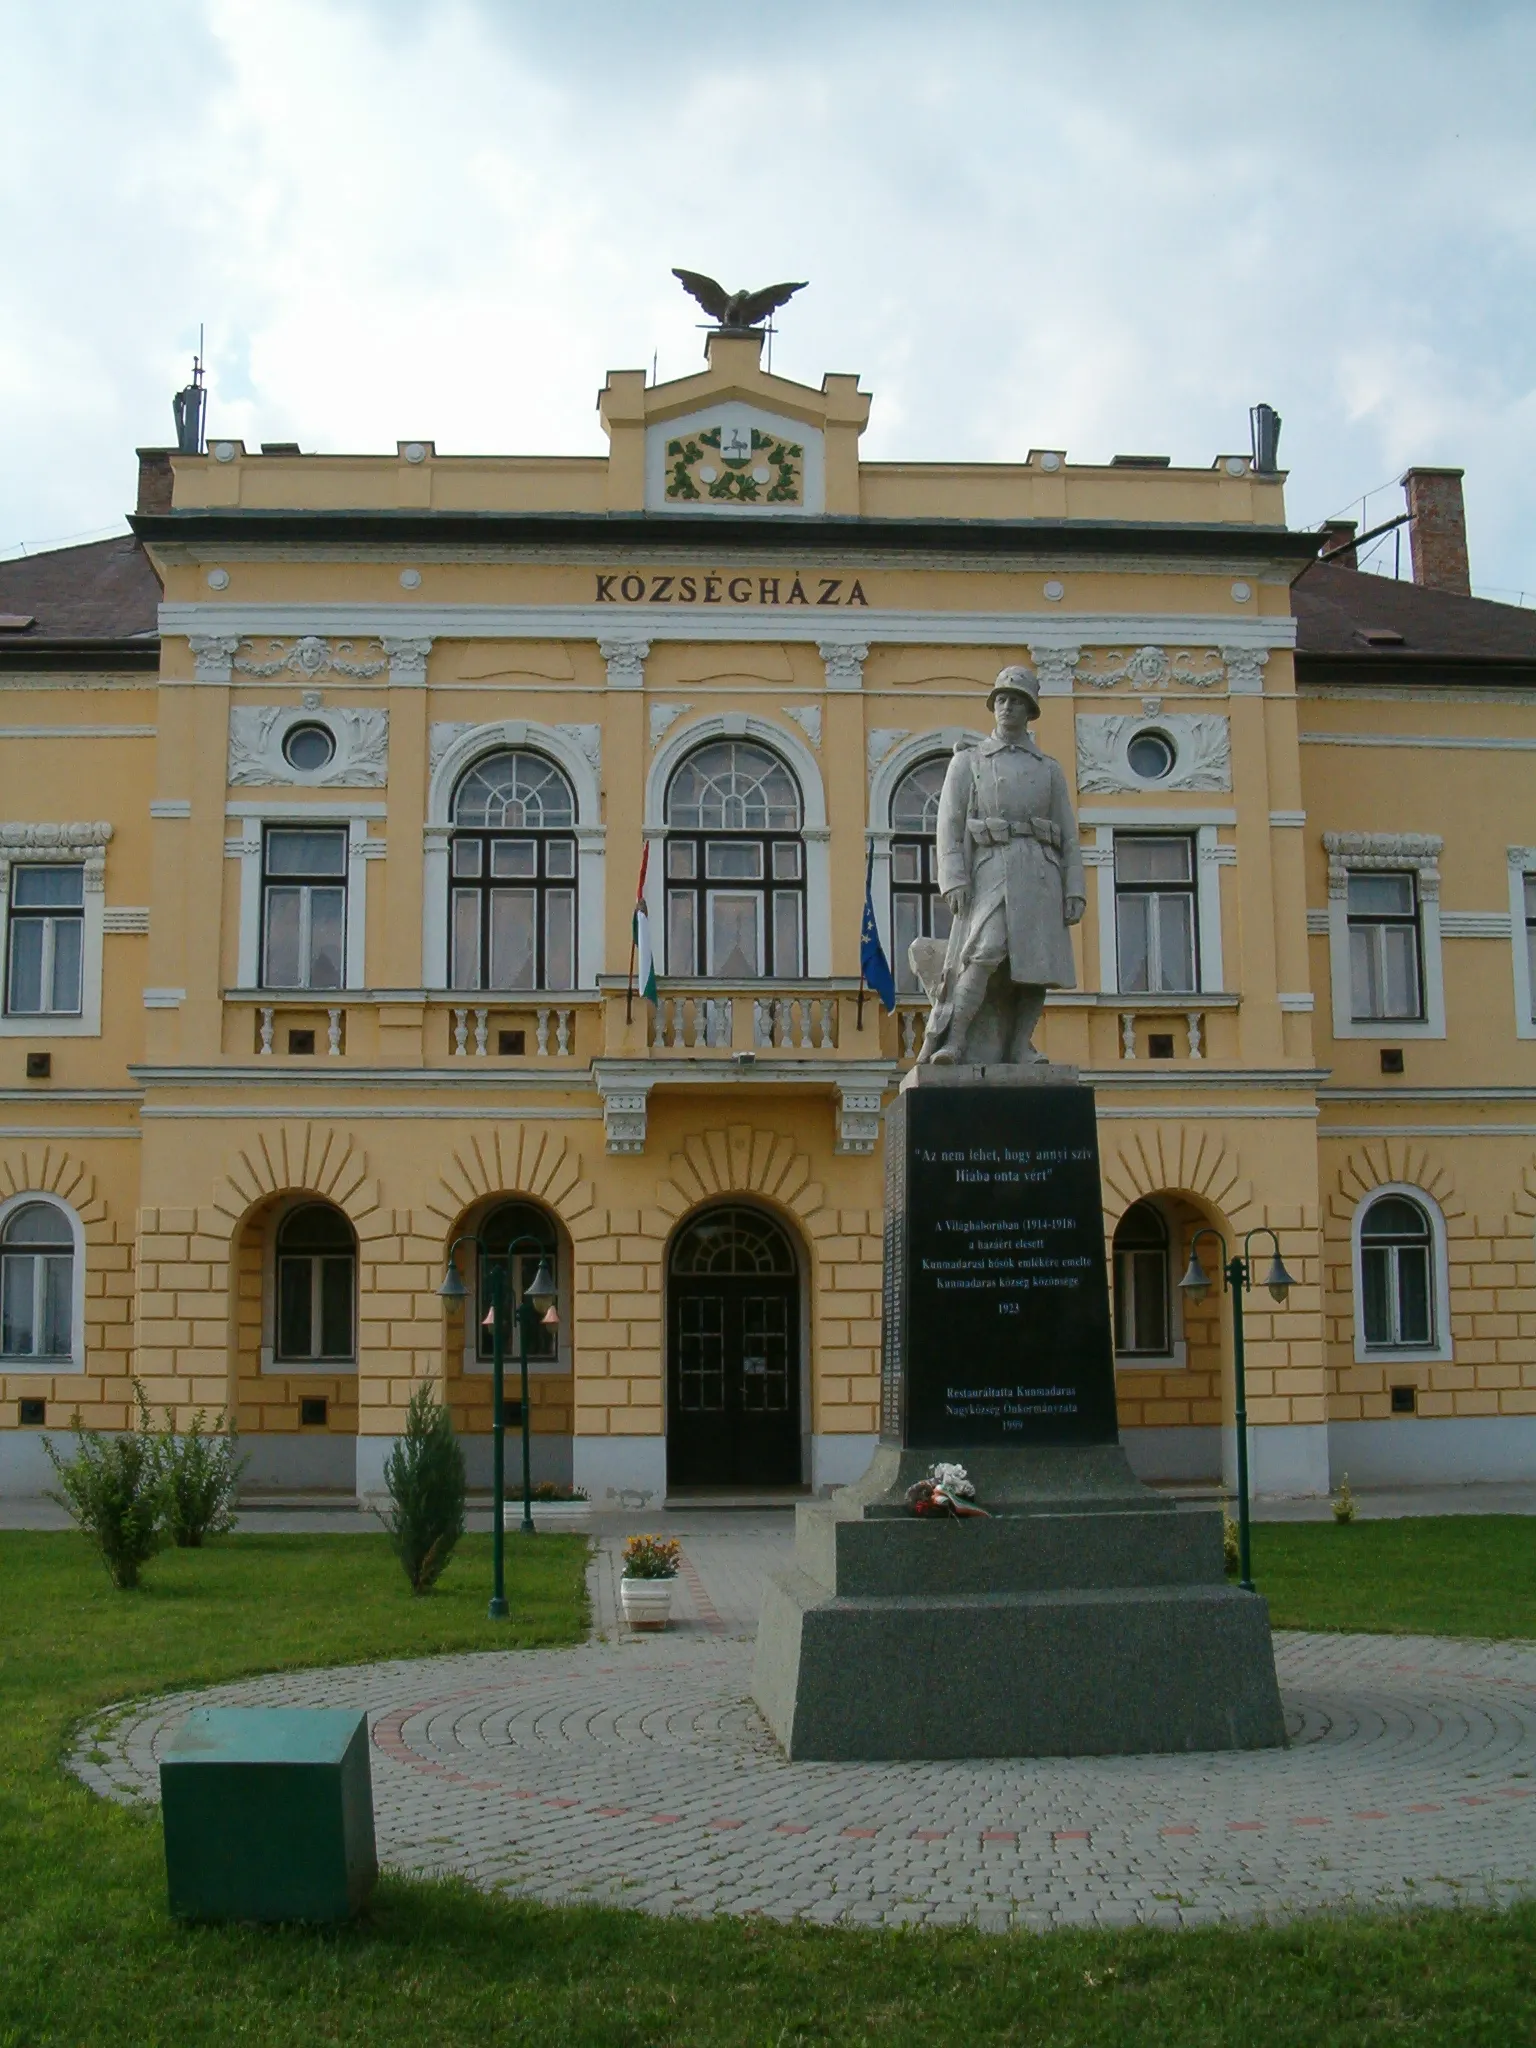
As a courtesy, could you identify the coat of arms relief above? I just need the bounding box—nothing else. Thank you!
[664,422,804,505]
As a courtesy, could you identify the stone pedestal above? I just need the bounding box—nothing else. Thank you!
[752,1067,1286,1760]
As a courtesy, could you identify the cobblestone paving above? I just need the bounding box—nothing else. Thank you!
[69,1530,1536,1931]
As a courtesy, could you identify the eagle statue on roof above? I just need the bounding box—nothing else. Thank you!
[672,269,808,334]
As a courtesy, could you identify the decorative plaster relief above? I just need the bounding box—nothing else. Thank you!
[429,721,477,777]
[1323,831,1443,900]
[835,1086,884,1155]
[380,636,433,682]
[650,702,692,748]
[784,704,822,748]
[1077,646,1224,692]
[228,706,389,788]
[0,821,112,891]
[554,723,601,773]
[818,641,869,692]
[1221,645,1270,695]
[189,633,242,682]
[234,636,387,680]
[1028,646,1081,696]
[867,728,912,779]
[1075,714,1231,794]
[599,637,649,689]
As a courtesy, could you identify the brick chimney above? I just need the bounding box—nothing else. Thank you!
[1319,518,1359,569]
[1402,467,1470,596]
[135,447,175,515]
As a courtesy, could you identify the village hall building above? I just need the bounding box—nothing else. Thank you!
[2,319,1536,1504]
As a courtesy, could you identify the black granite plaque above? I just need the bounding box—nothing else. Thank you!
[881,1083,1118,1448]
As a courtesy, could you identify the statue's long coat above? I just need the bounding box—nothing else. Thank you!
[934,734,1085,989]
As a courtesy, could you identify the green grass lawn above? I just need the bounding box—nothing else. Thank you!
[1254,1515,1536,1639]
[0,1523,1532,2047]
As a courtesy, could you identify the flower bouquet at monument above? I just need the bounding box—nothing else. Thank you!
[905,1462,991,1518]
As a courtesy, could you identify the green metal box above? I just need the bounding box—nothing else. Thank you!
[160,1707,377,1922]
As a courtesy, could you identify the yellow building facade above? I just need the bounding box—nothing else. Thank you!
[2,331,1534,1500]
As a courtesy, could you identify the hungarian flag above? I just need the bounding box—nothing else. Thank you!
[631,844,657,1007]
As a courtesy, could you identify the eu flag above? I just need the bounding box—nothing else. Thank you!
[859,843,897,1013]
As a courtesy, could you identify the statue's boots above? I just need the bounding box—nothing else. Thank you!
[925,964,994,1063]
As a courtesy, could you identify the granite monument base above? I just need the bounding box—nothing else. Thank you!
[752,1445,1287,1760]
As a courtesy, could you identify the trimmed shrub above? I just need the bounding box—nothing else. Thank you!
[1332,1474,1358,1525]
[1222,1508,1240,1576]
[156,1398,248,1547]
[42,1397,163,1590]
[382,1385,466,1593]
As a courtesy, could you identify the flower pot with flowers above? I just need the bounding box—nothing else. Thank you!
[619,1534,681,1630]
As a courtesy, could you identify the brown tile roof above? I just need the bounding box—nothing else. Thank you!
[0,533,161,650]
[1293,560,1536,667]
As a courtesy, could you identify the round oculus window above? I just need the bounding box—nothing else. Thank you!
[1127,729,1175,781]
[282,722,336,772]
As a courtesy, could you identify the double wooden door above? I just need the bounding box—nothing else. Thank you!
[667,1206,801,1487]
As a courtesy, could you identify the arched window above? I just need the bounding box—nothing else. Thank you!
[664,741,804,978]
[1360,1193,1434,1348]
[275,1204,355,1364]
[0,1200,73,1361]
[477,1201,559,1363]
[670,1205,798,1276]
[1112,1200,1171,1357]
[889,757,953,996]
[449,751,577,991]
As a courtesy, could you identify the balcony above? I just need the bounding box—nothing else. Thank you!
[219,991,600,1067]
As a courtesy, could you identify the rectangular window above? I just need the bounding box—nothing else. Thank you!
[262,829,347,990]
[1114,837,1196,994]
[447,831,578,992]
[488,889,537,989]
[1347,871,1422,1020]
[5,865,84,1016]
[667,890,698,976]
[1526,876,1536,1022]
[708,892,763,977]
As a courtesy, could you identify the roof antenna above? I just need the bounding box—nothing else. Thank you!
[172,326,207,454]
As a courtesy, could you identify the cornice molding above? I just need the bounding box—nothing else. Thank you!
[160,602,1295,656]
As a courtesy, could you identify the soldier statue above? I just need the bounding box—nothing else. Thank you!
[913,665,1086,1065]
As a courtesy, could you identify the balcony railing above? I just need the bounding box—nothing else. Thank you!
[651,989,840,1053]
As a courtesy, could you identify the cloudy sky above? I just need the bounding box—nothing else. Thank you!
[4,1,1533,597]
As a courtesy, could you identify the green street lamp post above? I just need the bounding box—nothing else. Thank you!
[1178,1225,1297,1595]
[439,1231,558,1620]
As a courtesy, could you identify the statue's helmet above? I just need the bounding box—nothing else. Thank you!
[987,664,1041,717]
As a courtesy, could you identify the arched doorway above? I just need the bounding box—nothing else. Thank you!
[667,1204,801,1487]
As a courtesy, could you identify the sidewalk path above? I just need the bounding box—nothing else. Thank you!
[70,1523,1536,1931]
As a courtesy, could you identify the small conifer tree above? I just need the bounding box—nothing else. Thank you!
[382,1384,467,1593]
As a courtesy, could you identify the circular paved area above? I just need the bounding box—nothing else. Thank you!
[73,1625,1536,1930]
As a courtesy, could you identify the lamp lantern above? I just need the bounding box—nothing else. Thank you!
[437,1260,468,1305]
[1262,1250,1298,1305]
[527,1256,558,1316]
[1178,1250,1212,1303]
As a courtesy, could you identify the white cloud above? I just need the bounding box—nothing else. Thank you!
[2,0,1533,596]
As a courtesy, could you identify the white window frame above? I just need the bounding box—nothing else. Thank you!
[1351,1183,1453,1366]
[260,1195,358,1374]
[1509,849,1536,1041]
[424,721,604,992]
[1111,1195,1187,1371]
[1088,816,1229,994]
[0,825,110,1039]
[227,805,380,991]
[647,712,829,976]
[0,1189,85,1373]
[1324,832,1445,1040]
